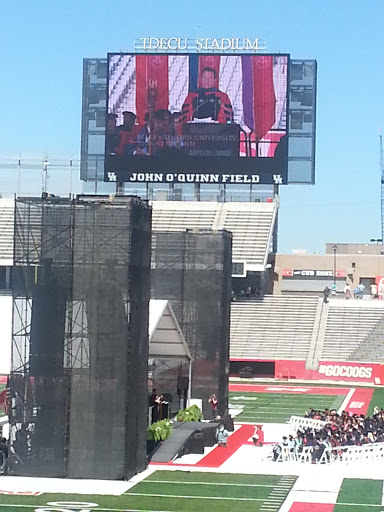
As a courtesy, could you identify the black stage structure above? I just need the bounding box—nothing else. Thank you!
[151,230,232,418]
[10,195,151,480]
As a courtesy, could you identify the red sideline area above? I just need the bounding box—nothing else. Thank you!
[344,387,374,415]
[0,377,7,385]
[149,425,255,468]
[195,424,254,467]
[229,384,350,395]
[289,503,334,512]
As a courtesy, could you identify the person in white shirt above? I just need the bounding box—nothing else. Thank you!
[344,283,351,300]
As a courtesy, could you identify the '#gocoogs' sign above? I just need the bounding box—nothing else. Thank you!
[318,364,372,379]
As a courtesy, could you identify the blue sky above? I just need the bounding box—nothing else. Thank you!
[1,0,383,253]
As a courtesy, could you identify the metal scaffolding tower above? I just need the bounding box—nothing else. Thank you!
[10,195,151,480]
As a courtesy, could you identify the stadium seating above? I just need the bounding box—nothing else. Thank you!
[347,309,384,362]
[230,295,319,360]
[0,199,14,265]
[230,295,384,364]
[4,196,384,366]
[0,199,276,271]
[320,301,384,361]
[151,201,276,269]
[223,208,273,267]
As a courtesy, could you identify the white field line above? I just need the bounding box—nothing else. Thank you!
[125,492,270,501]
[336,503,381,508]
[338,388,355,414]
[232,399,337,402]
[239,412,307,415]
[257,407,319,410]
[381,484,384,508]
[236,399,342,404]
[133,480,281,488]
[234,405,330,408]
[237,402,341,408]
[0,507,135,511]
[230,399,308,402]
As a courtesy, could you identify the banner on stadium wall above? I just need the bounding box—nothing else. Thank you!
[274,360,384,385]
[281,269,346,279]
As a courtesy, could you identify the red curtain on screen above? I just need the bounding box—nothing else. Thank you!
[135,55,169,124]
[251,55,276,140]
[242,56,276,140]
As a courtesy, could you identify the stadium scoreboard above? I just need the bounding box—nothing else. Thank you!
[105,53,290,185]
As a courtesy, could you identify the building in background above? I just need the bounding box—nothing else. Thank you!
[275,243,384,296]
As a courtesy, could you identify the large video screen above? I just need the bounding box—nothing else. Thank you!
[105,53,289,185]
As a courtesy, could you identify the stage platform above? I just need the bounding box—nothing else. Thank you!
[151,421,219,463]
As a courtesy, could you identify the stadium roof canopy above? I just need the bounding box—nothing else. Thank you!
[149,299,191,361]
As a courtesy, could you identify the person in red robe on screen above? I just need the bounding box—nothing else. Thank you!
[179,67,234,124]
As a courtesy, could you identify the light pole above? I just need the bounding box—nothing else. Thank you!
[333,244,337,286]
[42,158,48,194]
[370,238,383,244]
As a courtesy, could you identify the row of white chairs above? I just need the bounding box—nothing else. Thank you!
[272,442,384,464]
[279,416,384,464]
[288,415,326,432]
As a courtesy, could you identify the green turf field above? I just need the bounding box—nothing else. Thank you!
[0,471,297,512]
[2,473,384,511]
[367,388,384,416]
[334,478,384,511]
[229,391,346,422]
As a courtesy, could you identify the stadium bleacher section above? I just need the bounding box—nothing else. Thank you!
[0,198,277,272]
[151,200,276,271]
[349,316,384,362]
[230,295,384,367]
[230,295,319,360]
[0,199,14,265]
[321,301,384,362]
